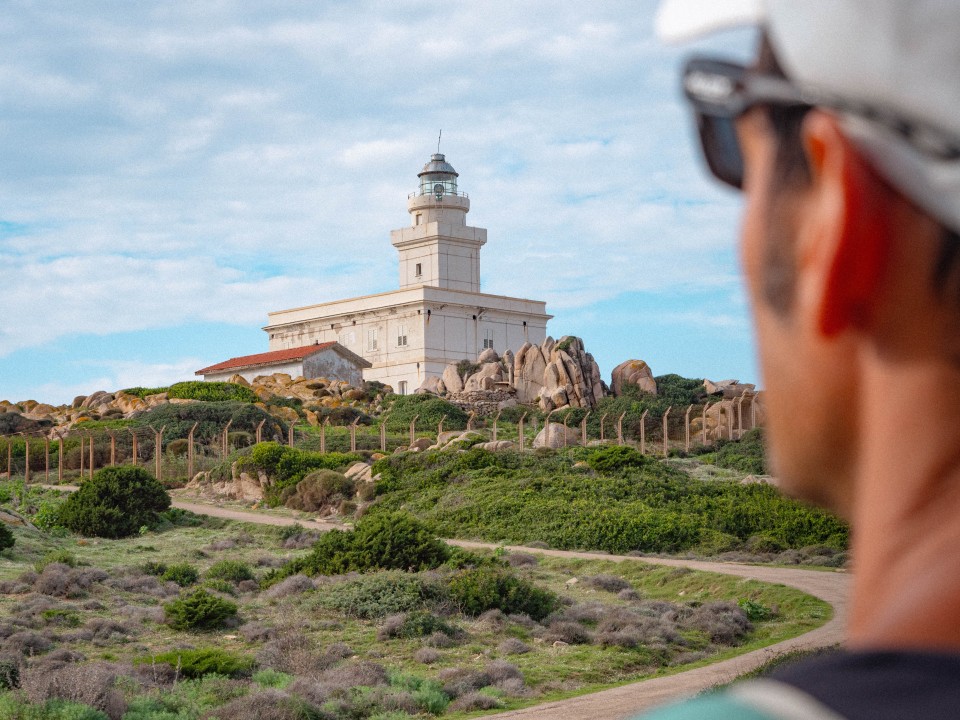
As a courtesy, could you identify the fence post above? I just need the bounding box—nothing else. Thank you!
[617,411,626,446]
[350,418,359,453]
[79,434,85,476]
[639,409,648,454]
[726,403,734,440]
[154,426,165,482]
[685,404,694,453]
[287,423,294,448]
[467,411,476,432]
[88,432,95,479]
[581,411,590,447]
[23,434,30,485]
[187,422,198,481]
[562,412,571,448]
[5,437,10,480]
[58,434,64,483]
[409,415,419,447]
[492,411,501,442]
[107,431,116,466]
[749,393,758,430]
[437,414,447,438]
[44,437,50,483]
[662,406,672,457]
[702,404,709,446]
[599,413,608,442]
[129,429,138,466]
[379,415,388,453]
[220,419,233,458]
[736,395,746,439]
[518,413,527,452]
[255,419,266,445]
[321,418,328,454]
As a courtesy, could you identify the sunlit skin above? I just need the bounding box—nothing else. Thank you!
[735,105,960,650]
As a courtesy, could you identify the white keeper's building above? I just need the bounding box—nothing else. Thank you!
[201,153,551,394]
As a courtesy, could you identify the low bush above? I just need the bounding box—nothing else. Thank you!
[57,466,171,539]
[377,611,457,640]
[285,470,355,512]
[164,588,238,631]
[269,512,449,581]
[586,445,650,473]
[36,550,78,572]
[0,522,14,551]
[448,567,559,621]
[138,647,253,679]
[205,560,254,584]
[201,688,317,720]
[385,394,469,432]
[235,442,361,506]
[166,381,258,403]
[161,563,200,587]
[587,574,632,593]
[317,571,448,619]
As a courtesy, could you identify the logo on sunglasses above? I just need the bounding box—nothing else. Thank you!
[684,71,734,102]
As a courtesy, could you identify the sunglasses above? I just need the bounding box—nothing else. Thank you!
[682,56,960,190]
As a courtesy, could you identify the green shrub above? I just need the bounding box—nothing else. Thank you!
[121,386,169,399]
[316,571,448,619]
[448,567,559,621]
[134,402,285,449]
[166,381,258,403]
[164,588,239,631]
[162,563,200,586]
[138,647,253,679]
[285,470,355,512]
[0,655,20,690]
[237,442,361,506]
[385,394,469,432]
[586,445,650,473]
[57,466,171,539]
[0,522,14,551]
[711,428,767,474]
[271,512,449,581]
[205,560,254,584]
[253,669,294,689]
[379,611,456,639]
[202,579,237,595]
[36,549,78,572]
[0,696,109,719]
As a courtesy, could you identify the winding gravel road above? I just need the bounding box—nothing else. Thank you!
[169,498,850,720]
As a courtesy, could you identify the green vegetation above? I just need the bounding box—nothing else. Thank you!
[161,562,200,587]
[448,566,559,620]
[164,588,239,631]
[138,647,254,679]
[0,522,15,551]
[134,401,284,446]
[57,466,171,539]
[120,386,169,399]
[706,427,767,474]
[234,442,361,506]
[384,393,469,433]
[166,381,259,404]
[205,559,255,584]
[267,512,450,582]
[370,446,847,554]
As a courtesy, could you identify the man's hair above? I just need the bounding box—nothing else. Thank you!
[757,34,960,313]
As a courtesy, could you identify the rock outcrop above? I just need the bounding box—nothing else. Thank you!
[611,360,657,396]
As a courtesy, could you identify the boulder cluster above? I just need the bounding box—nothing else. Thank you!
[420,336,608,412]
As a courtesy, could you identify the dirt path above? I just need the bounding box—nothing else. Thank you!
[167,498,849,720]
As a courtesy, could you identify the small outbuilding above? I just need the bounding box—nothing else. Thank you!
[196,342,371,386]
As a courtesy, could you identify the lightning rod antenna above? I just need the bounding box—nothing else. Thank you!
[437,129,442,154]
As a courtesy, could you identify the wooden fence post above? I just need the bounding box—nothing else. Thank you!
[662,406,672,457]
[5,437,11,480]
[736,395,746,439]
[23,434,30,485]
[702,404,709,446]
[79,434,85,476]
[562,412,571,448]
[255,419,266,444]
[379,415,388,453]
[726,404,734,440]
[617,411,626,446]
[545,408,558,448]
[287,423,294,448]
[581,412,590,447]
[467,411,476,432]
[57,434,64,483]
[492,411,501,442]
[437,414,447,438]
[88,432,94,479]
[129,429,138,467]
[154,426,165,482]
[518,413,527,452]
[107,431,116,466]
[639,409,648,454]
[44,437,50,483]
[685,404,694,453]
[187,422,198,481]
[321,418,328,454]
[350,418,359,453]
[599,413,608,442]
[409,415,419,447]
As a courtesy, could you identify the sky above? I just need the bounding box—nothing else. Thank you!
[0,1,759,405]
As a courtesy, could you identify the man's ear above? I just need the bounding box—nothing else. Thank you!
[801,112,892,337]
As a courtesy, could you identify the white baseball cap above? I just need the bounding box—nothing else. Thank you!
[657,0,960,233]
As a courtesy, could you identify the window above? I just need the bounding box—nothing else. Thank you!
[415,213,422,226]
[483,329,494,350]
[415,263,422,277]
[398,380,408,395]
[340,330,356,346]
[397,324,408,347]
[367,328,378,351]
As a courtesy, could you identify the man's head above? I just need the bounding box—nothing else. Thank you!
[660,1,960,514]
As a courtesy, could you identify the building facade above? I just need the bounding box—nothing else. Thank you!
[262,153,551,394]
[196,342,370,385]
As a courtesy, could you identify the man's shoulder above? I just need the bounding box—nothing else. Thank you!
[634,649,960,720]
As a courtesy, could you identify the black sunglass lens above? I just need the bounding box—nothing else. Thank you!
[696,113,744,190]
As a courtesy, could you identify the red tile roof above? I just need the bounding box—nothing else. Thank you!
[195,342,337,375]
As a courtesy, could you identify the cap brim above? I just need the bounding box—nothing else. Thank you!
[656,0,765,43]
